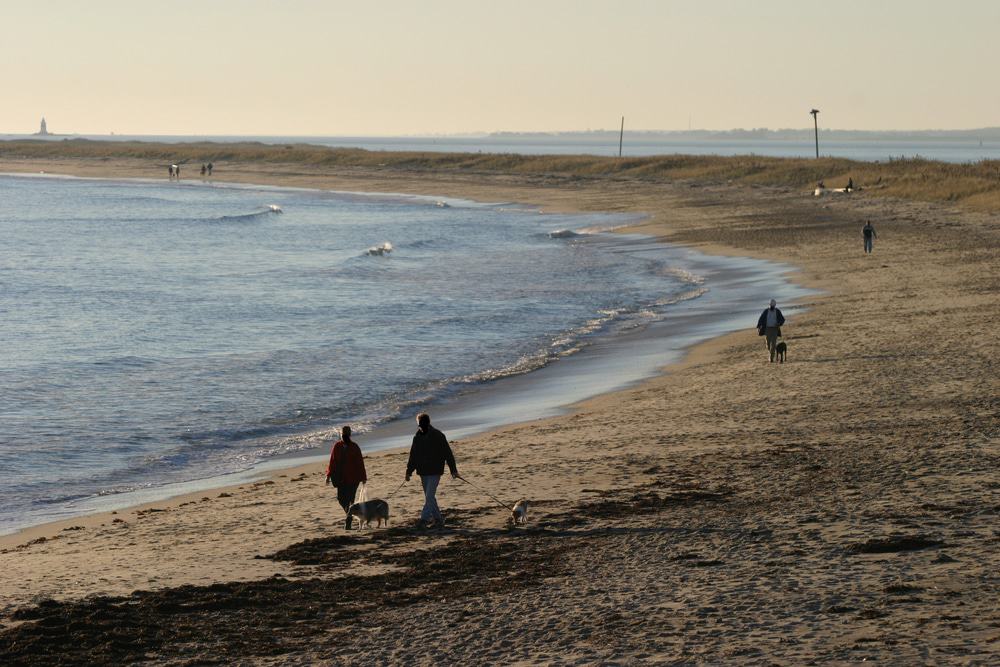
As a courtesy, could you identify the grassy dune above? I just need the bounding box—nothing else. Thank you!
[4,138,1000,210]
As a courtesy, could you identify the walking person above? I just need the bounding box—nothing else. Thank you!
[862,220,877,254]
[207,162,213,176]
[325,426,367,530]
[756,299,786,363]
[405,413,458,529]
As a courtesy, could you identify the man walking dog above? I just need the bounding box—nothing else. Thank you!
[756,299,786,363]
[405,413,458,529]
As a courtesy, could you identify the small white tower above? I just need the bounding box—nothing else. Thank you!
[38,117,49,135]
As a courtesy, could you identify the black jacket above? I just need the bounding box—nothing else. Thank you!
[756,307,785,331]
[757,308,785,336]
[406,426,457,477]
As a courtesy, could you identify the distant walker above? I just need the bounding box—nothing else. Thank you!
[756,299,786,363]
[862,220,878,254]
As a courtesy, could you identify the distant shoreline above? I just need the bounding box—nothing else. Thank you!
[6,126,1000,139]
[2,138,999,209]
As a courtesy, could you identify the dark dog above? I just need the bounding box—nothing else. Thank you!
[775,340,787,363]
[348,499,390,528]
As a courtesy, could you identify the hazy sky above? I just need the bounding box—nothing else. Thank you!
[3,0,998,135]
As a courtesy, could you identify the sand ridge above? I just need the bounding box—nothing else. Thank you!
[0,160,998,664]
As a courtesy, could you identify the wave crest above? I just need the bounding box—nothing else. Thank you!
[366,242,393,256]
[217,205,283,222]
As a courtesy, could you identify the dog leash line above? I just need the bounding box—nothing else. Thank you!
[457,475,514,511]
[383,479,408,501]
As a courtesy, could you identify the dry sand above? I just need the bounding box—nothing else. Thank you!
[0,158,998,665]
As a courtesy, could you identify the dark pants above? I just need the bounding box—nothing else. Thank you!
[864,237,873,253]
[337,483,359,528]
[765,326,781,362]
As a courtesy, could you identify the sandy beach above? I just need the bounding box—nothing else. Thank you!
[1,156,998,665]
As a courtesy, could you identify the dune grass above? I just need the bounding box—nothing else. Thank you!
[4,138,1000,210]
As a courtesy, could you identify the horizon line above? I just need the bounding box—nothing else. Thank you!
[4,126,1000,139]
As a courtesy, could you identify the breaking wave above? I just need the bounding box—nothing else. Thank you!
[366,242,393,256]
[658,267,706,285]
[217,205,283,222]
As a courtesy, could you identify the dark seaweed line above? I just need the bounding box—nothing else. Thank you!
[0,526,573,666]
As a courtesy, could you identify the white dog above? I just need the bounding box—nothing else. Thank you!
[509,499,529,526]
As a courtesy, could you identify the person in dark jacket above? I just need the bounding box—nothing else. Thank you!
[756,299,786,363]
[862,220,878,254]
[326,426,367,529]
[405,413,457,528]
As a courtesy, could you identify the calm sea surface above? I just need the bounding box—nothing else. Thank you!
[2,174,740,532]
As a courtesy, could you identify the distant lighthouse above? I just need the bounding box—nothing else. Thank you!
[36,117,49,136]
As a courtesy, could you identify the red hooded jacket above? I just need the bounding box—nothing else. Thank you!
[326,439,367,487]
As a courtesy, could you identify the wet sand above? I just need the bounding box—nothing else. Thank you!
[1,157,998,665]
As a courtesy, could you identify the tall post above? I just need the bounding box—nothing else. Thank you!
[810,109,820,158]
[619,116,624,157]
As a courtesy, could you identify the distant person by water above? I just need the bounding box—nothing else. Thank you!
[756,299,786,363]
[207,162,213,176]
[847,177,854,191]
[168,165,174,179]
[326,425,367,530]
[863,221,878,254]
[200,164,206,177]
[405,413,458,529]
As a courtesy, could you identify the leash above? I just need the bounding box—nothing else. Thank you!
[457,474,514,511]
[383,479,409,501]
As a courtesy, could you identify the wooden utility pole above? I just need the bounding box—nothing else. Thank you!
[619,116,624,157]
[810,109,820,158]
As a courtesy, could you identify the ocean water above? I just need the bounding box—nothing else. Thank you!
[2,173,769,533]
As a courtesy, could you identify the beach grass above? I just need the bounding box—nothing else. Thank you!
[4,138,1000,210]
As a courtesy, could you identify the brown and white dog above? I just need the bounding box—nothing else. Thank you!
[509,499,529,526]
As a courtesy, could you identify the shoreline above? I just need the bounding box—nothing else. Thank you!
[0,325,771,552]
[0,169,814,541]
[2,156,997,664]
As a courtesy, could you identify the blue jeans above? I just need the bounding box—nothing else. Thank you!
[864,237,873,253]
[419,474,443,524]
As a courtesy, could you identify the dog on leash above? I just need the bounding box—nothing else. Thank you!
[775,340,787,363]
[508,499,529,526]
[348,499,390,528]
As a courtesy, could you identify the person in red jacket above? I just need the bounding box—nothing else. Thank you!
[325,426,367,529]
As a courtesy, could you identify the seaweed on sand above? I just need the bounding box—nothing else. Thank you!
[0,531,571,666]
